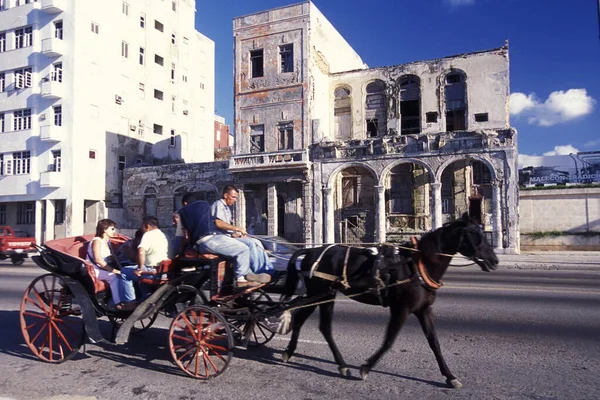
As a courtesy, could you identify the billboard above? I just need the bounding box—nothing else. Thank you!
[519,151,600,186]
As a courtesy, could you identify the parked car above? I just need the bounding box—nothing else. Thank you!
[0,226,36,265]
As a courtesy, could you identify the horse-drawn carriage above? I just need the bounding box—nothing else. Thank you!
[20,233,287,379]
[19,215,499,386]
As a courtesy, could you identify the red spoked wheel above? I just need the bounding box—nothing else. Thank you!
[169,305,233,379]
[20,274,85,363]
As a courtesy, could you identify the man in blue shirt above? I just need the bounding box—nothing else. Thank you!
[177,192,268,288]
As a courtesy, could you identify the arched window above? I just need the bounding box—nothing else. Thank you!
[365,80,386,137]
[444,71,466,131]
[334,87,352,139]
[399,75,421,135]
[144,187,157,217]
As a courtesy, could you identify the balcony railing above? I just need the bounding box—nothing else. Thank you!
[40,125,64,142]
[229,149,310,172]
[41,0,66,13]
[41,37,65,57]
[40,171,63,188]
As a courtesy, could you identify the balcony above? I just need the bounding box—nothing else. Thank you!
[41,37,65,57]
[312,129,517,161]
[40,78,64,99]
[40,171,63,188]
[229,149,310,173]
[40,125,64,142]
[41,0,66,13]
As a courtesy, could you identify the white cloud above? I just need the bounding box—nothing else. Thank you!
[518,154,544,168]
[510,93,536,115]
[510,89,595,127]
[445,0,475,6]
[543,144,579,156]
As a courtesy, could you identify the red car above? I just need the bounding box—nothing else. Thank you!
[0,226,36,265]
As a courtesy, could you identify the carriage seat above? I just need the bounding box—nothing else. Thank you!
[183,248,220,260]
[60,240,110,293]
[139,259,173,286]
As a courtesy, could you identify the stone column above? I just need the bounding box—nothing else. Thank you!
[267,184,278,236]
[431,182,442,230]
[34,200,44,245]
[375,185,386,243]
[236,187,246,231]
[303,181,313,245]
[45,200,55,242]
[492,179,503,249]
[323,186,334,244]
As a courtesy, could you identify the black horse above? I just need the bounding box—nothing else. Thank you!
[281,214,499,388]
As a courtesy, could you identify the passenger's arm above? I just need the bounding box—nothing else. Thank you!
[214,218,247,236]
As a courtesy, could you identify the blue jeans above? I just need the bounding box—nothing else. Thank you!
[120,266,152,301]
[236,237,274,275]
[196,235,250,280]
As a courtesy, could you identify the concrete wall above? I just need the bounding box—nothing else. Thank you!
[520,187,600,233]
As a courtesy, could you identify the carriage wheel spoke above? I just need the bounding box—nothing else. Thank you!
[25,319,45,330]
[48,322,53,361]
[54,318,82,338]
[30,289,49,314]
[30,321,48,345]
[177,345,196,362]
[202,343,227,360]
[201,346,220,373]
[50,320,74,352]
[23,311,46,320]
[171,334,194,343]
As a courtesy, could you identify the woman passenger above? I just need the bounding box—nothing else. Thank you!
[87,219,136,311]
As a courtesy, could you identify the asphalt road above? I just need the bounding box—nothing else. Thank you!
[0,259,599,400]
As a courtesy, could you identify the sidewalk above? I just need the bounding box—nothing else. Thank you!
[496,251,600,271]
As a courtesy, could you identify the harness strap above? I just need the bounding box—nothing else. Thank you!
[309,244,337,279]
[411,236,443,290]
[341,247,351,290]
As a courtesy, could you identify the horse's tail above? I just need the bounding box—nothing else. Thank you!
[282,248,309,300]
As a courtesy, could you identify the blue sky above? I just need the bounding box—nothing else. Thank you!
[195,0,599,162]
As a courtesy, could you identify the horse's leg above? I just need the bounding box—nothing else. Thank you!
[360,306,409,380]
[318,301,350,377]
[282,305,317,363]
[415,306,462,389]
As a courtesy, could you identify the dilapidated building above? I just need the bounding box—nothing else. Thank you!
[229,2,519,252]
[122,1,519,253]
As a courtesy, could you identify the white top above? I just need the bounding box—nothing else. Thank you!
[138,229,169,267]
[86,237,112,268]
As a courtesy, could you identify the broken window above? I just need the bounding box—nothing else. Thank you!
[250,124,264,153]
[472,161,491,185]
[250,49,264,78]
[334,87,352,139]
[441,167,454,214]
[278,122,293,150]
[366,119,378,138]
[426,112,438,123]
[389,165,414,214]
[444,71,466,131]
[475,113,488,122]
[365,80,386,137]
[341,177,358,208]
[399,76,420,135]
[279,44,293,73]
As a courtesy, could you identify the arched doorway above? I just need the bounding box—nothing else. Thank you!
[335,166,376,244]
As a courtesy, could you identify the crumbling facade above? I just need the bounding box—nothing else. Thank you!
[230,2,519,252]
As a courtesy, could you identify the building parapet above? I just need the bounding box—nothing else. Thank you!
[312,129,515,160]
[229,148,310,172]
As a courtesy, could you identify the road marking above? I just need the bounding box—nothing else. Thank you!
[273,336,328,345]
[444,284,600,295]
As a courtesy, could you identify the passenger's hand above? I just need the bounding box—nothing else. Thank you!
[113,269,121,275]
[133,269,142,277]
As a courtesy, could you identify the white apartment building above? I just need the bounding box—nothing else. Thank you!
[0,0,215,242]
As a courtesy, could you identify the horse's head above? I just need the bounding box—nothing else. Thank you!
[447,213,499,272]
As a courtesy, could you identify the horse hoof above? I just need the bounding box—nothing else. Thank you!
[338,367,348,377]
[360,365,369,381]
[447,378,462,389]
[281,351,291,363]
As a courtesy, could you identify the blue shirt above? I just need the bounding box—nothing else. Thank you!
[211,199,233,235]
